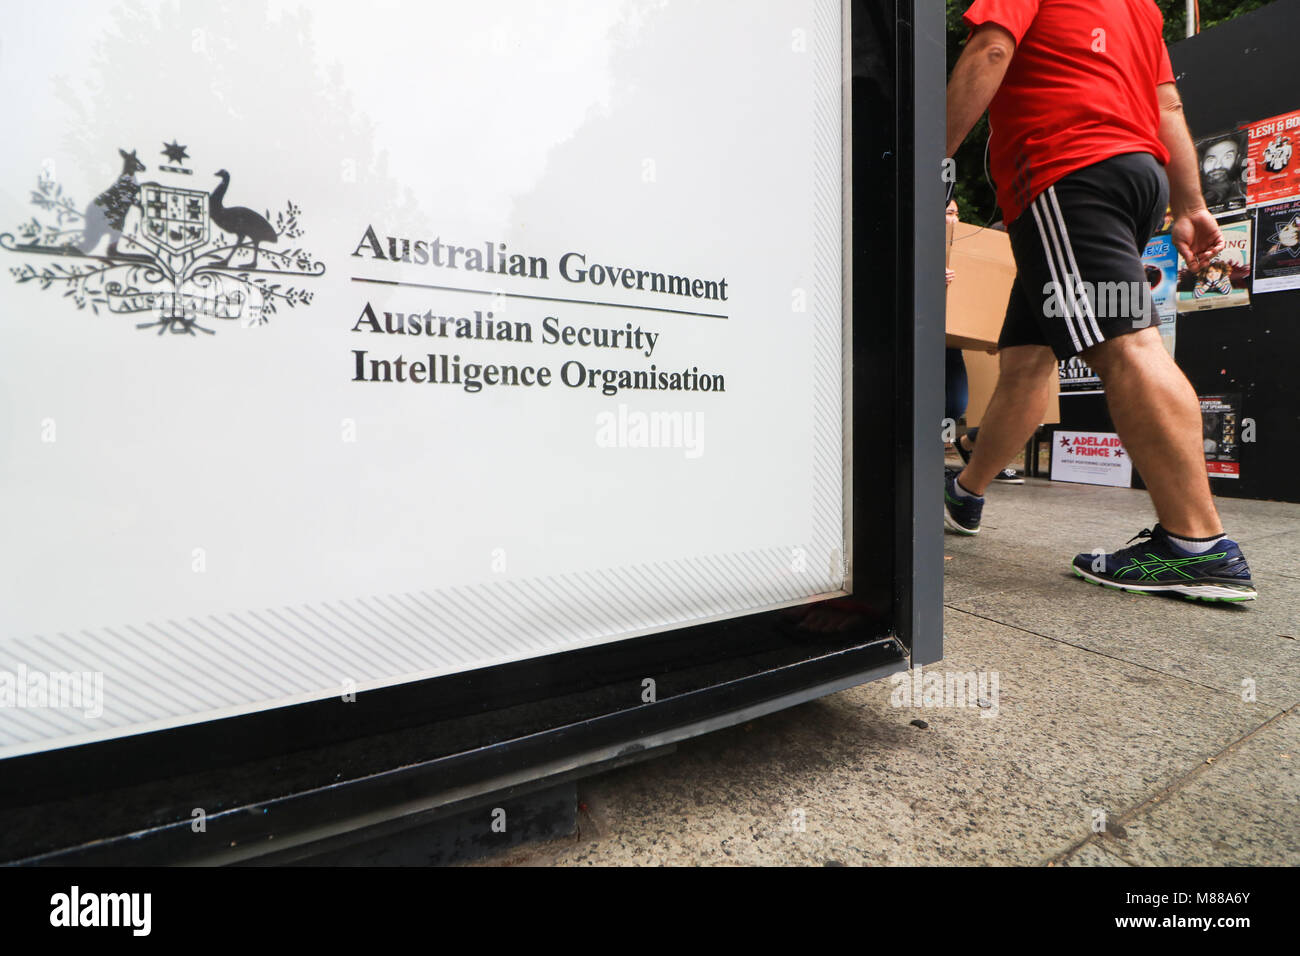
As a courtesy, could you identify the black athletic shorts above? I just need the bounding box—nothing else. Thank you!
[998,152,1170,360]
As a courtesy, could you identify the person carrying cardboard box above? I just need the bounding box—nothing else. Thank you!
[943,0,1256,602]
[946,199,1025,483]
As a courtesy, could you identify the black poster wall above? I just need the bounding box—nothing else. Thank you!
[1057,1,1300,504]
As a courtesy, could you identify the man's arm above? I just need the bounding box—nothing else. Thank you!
[946,23,1016,158]
[1157,81,1224,270]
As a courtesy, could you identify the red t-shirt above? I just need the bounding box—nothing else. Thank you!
[962,0,1175,223]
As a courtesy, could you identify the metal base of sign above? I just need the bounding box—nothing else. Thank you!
[6,643,905,865]
[281,780,584,867]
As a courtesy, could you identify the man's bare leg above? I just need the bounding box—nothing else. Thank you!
[1081,327,1221,538]
[956,344,1057,496]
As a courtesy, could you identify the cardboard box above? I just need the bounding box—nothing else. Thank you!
[946,220,1016,351]
[946,220,1060,426]
[962,349,1059,427]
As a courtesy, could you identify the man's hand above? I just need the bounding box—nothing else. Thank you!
[1172,208,1224,271]
[946,267,956,286]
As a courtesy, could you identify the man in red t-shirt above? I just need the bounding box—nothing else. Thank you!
[942,0,1257,602]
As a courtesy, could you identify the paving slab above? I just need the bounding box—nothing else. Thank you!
[1231,529,1300,584]
[948,565,1300,705]
[942,548,1040,606]
[944,480,1300,576]
[1091,708,1299,866]
[944,482,1300,704]
[1058,841,1132,866]
[474,479,1297,866]
[476,611,1264,866]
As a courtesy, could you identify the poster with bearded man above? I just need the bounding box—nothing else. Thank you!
[1196,129,1249,216]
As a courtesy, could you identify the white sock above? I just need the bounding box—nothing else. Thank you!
[951,476,982,500]
[1164,529,1226,554]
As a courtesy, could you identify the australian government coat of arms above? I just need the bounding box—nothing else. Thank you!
[2,140,325,335]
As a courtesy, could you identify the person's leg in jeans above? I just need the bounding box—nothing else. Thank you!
[944,348,968,460]
[944,348,968,427]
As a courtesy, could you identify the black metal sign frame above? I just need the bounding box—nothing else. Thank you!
[0,0,943,865]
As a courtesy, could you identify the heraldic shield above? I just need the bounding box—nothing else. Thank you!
[140,182,209,254]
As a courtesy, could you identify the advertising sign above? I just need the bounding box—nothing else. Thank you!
[1050,431,1133,488]
[1251,198,1300,293]
[1196,129,1250,217]
[1200,394,1242,479]
[1245,109,1300,206]
[1142,232,1178,358]
[1058,356,1103,395]
[0,0,849,759]
[1176,216,1252,312]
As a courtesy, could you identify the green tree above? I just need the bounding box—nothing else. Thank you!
[1152,0,1273,42]
[945,0,1277,224]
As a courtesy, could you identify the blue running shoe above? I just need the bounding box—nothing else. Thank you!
[944,472,983,535]
[1071,525,1257,602]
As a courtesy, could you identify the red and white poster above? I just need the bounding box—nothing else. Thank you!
[1200,394,1242,479]
[1246,110,1300,206]
[1050,431,1134,488]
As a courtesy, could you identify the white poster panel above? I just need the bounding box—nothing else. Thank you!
[0,0,848,757]
[1051,431,1133,488]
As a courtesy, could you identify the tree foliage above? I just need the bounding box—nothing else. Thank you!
[1152,0,1273,42]
[945,0,1277,223]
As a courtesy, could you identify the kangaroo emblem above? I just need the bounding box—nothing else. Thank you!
[80,148,146,257]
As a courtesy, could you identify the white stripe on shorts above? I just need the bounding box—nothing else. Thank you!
[1047,186,1105,344]
[1031,195,1084,353]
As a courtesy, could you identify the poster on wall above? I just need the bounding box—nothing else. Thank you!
[1245,109,1300,206]
[1176,216,1252,311]
[1142,232,1178,359]
[1199,394,1241,479]
[1157,311,1176,358]
[1251,198,1300,293]
[1050,431,1133,488]
[1197,129,1250,216]
[0,0,849,760]
[1058,356,1102,395]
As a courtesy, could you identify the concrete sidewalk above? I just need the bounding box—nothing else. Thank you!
[476,479,1299,866]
